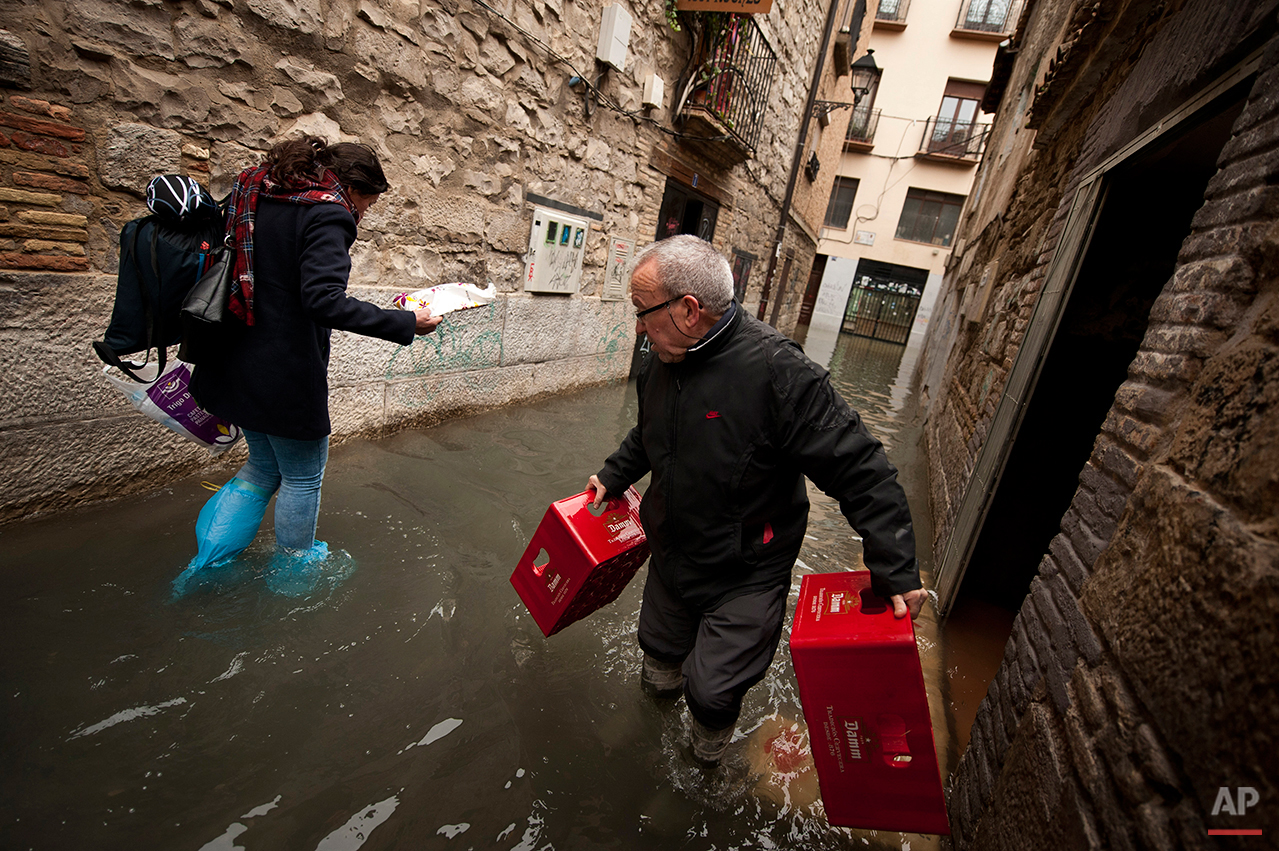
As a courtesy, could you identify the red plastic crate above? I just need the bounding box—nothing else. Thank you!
[789,571,949,835]
[510,487,650,637]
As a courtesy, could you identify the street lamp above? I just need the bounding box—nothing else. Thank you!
[813,49,878,121]
[850,49,879,105]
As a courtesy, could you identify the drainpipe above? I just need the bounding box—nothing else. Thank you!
[759,0,844,327]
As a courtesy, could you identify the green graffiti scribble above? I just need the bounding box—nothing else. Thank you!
[384,301,503,381]
[595,322,628,376]
[384,305,631,412]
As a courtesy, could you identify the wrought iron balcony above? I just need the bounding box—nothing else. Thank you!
[919,115,990,163]
[953,0,1024,36]
[676,14,777,165]
[844,105,880,148]
[875,0,910,25]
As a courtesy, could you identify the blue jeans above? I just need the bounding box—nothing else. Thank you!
[237,429,329,550]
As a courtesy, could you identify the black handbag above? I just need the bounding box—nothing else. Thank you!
[178,243,234,364]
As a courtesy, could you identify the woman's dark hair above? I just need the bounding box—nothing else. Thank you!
[266,136,390,195]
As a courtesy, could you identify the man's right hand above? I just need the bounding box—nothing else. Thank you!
[587,475,608,509]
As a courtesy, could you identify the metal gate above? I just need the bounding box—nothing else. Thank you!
[841,279,922,344]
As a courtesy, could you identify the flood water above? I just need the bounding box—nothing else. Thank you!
[1,329,991,851]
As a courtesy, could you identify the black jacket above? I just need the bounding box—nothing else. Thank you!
[191,200,415,440]
[597,306,920,609]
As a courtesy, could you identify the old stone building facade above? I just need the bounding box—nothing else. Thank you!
[0,0,864,522]
[917,0,1278,846]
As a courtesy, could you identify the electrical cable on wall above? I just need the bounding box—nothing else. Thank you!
[817,110,974,245]
[850,117,921,232]
[471,0,733,145]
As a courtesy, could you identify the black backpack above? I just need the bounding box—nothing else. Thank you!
[94,175,228,383]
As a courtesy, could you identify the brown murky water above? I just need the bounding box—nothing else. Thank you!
[0,329,1000,850]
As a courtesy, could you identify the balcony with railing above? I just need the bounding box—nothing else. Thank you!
[918,115,990,164]
[874,0,910,31]
[676,14,777,166]
[844,105,880,151]
[952,0,1024,40]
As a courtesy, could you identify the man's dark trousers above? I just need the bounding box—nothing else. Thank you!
[637,569,789,730]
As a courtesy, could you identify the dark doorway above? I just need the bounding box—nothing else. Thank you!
[656,179,720,242]
[841,259,927,344]
[630,178,723,377]
[798,254,828,326]
[958,82,1249,611]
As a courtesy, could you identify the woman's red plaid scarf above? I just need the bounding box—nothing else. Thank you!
[223,164,360,325]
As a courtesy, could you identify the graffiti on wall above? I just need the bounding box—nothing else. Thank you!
[594,321,629,377]
[382,301,633,410]
[384,301,504,381]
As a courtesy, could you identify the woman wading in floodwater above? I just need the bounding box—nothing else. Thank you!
[176,136,441,594]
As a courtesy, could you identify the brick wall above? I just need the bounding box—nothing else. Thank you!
[922,0,1279,847]
[0,95,91,272]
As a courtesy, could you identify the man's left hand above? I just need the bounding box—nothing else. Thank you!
[414,308,443,334]
[891,588,928,620]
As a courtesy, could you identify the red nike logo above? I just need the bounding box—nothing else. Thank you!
[706,411,720,419]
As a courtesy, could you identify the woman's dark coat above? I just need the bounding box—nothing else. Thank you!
[192,200,415,440]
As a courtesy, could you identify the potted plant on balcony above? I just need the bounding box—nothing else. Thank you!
[670,8,741,124]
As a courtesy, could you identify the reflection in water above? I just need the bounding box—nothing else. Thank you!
[934,596,1016,756]
[1,330,976,850]
[803,326,918,454]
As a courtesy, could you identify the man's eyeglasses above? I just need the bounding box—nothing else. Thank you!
[635,295,686,321]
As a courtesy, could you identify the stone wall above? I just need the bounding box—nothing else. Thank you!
[920,0,1279,847]
[0,0,835,521]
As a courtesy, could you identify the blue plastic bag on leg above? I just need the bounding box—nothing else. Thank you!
[173,478,271,595]
[265,542,358,598]
[265,541,330,597]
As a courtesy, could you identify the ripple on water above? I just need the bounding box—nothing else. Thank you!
[4,377,946,851]
[170,541,357,604]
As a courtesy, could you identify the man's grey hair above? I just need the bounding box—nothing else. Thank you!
[633,235,735,316]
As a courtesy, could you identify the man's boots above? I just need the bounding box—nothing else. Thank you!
[641,653,684,699]
[689,715,735,768]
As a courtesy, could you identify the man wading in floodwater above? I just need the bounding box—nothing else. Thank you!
[587,235,927,767]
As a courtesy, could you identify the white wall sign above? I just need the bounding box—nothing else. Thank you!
[854,230,876,246]
[524,206,588,294]
[602,235,635,301]
[809,255,858,332]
